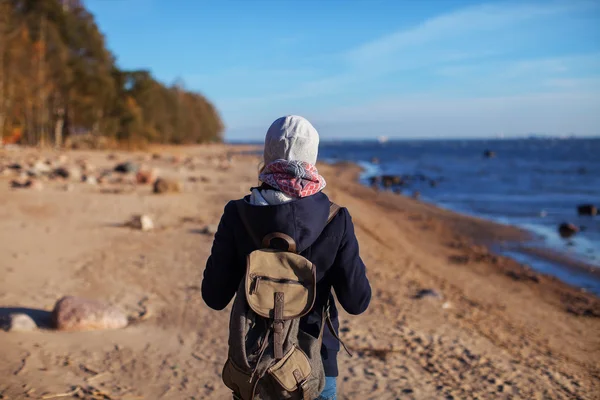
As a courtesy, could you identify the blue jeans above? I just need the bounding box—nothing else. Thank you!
[315,377,337,400]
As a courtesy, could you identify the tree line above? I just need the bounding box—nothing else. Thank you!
[0,0,224,148]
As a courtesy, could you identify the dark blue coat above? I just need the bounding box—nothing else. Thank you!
[201,191,371,376]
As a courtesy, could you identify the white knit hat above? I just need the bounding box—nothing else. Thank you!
[263,115,319,165]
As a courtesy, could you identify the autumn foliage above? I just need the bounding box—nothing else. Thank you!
[0,0,224,148]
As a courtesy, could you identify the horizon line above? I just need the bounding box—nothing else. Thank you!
[227,134,600,144]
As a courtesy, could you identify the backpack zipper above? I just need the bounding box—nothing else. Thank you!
[249,274,303,295]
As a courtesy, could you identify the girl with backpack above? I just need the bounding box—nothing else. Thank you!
[202,115,372,400]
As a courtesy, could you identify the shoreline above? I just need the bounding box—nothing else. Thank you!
[322,161,600,301]
[1,145,599,398]
[326,158,600,296]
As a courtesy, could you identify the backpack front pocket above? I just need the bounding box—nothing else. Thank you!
[267,345,312,392]
[245,250,316,320]
[248,273,310,319]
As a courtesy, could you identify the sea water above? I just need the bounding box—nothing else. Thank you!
[318,138,600,293]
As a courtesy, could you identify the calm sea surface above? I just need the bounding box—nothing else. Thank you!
[317,138,600,293]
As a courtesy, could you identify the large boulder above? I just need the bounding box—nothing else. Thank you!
[577,204,597,216]
[52,296,128,331]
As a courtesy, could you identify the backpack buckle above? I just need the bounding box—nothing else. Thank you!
[293,369,311,400]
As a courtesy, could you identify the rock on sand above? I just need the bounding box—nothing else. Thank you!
[577,204,597,216]
[126,214,154,231]
[153,177,182,194]
[201,224,219,236]
[1,313,38,332]
[114,161,138,174]
[52,296,128,331]
[558,223,579,239]
[10,179,43,191]
[136,167,158,185]
[82,175,98,185]
[32,160,52,175]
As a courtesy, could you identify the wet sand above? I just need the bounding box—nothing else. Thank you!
[0,145,599,399]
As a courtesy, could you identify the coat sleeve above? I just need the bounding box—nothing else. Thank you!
[201,201,244,310]
[331,209,372,315]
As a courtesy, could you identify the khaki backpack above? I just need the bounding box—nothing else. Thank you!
[222,201,348,400]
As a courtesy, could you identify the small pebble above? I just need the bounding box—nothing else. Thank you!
[1,313,38,332]
[201,224,218,236]
[126,215,154,231]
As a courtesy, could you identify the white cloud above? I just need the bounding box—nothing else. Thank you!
[343,2,592,66]
[221,2,594,105]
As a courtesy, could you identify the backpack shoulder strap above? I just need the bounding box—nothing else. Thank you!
[325,307,353,357]
[324,202,352,357]
[235,200,261,249]
[327,202,341,225]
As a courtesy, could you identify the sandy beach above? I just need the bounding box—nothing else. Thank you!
[1,145,599,400]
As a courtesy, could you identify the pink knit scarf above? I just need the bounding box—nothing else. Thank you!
[259,160,326,198]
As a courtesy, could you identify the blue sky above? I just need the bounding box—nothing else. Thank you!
[86,0,600,140]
